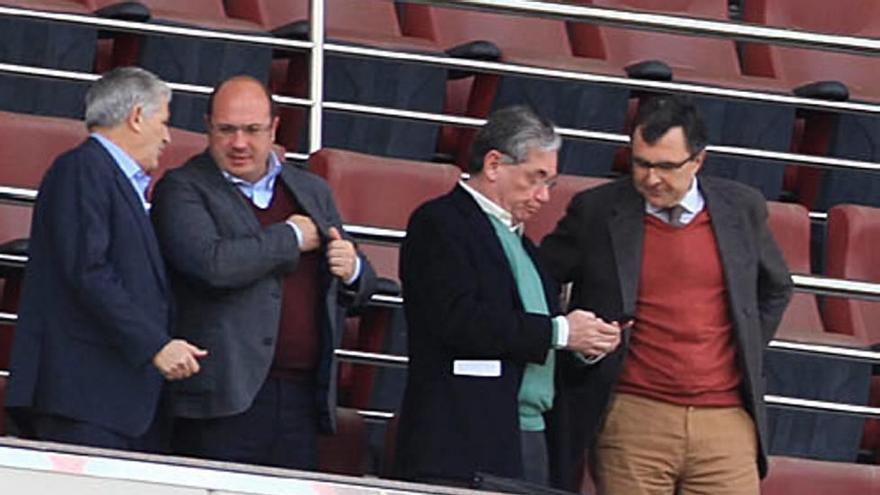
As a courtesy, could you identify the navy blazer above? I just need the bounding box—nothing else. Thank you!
[5,137,171,436]
[540,176,793,485]
[150,152,376,433]
[395,185,561,484]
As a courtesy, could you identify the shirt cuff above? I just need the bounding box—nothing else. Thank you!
[552,315,569,349]
[344,256,362,286]
[285,220,304,248]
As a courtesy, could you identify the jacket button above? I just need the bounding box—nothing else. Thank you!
[262,337,274,346]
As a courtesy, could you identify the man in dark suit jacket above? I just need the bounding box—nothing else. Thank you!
[4,67,205,450]
[541,95,793,494]
[395,106,624,488]
[150,76,376,470]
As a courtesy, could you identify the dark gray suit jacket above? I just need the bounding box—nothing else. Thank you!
[540,176,792,482]
[150,152,376,433]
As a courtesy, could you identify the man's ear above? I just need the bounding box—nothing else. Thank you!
[128,104,145,132]
[692,149,707,175]
[483,149,504,181]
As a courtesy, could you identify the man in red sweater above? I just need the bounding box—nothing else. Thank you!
[541,95,792,494]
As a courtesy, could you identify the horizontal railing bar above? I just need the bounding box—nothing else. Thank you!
[336,349,410,368]
[284,152,310,162]
[342,224,408,243]
[356,409,395,422]
[324,42,880,116]
[0,5,312,51]
[0,311,17,325]
[403,0,880,57]
[0,186,38,204]
[765,395,880,419]
[0,370,7,378]
[767,340,880,363]
[4,62,880,174]
[792,274,880,301]
[322,101,880,173]
[809,212,829,222]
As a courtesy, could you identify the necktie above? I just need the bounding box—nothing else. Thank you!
[666,204,686,227]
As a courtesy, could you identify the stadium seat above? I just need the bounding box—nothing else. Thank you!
[84,0,272,133]
[764,201,870,462]
[317,407,366,476]
[742,0,880,210]
[526,174,610,244]
[310,148,459,408]
[398,3,631,176]
[225,0,447,162]
[823,204,880,463]
[823,204,880,345]
[761,456,880,494]
[0,0,95,119]
[567,0,795,200]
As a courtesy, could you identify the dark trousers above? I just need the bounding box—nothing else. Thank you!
[173,376,318,470]
[521,429,550,486]
[32,414,146,452]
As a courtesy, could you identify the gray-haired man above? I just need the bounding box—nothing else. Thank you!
[5,67,205,450]
[394,105,623,487]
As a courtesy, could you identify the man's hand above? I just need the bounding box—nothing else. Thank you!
[564,309,622,357]
[287,214,320,252]
[327,226,357,282]
[153,339,208,381]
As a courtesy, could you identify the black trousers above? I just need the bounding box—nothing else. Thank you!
[32,413,164,453]
[173,376,319,470]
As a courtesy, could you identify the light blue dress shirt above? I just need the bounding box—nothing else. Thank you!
[91,133,151,212]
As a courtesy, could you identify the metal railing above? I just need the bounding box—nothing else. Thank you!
[3,3,880,174]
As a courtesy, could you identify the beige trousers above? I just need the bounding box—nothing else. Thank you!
[594,393,759,495]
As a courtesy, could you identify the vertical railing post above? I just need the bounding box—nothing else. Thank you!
[308,0,325,154]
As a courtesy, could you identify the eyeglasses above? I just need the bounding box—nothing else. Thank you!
[631,149,702,171]
[209,122,273,137]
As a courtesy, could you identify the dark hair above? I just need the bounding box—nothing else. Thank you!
[206,75,278,119]
[632,95,707,155]
[468,105,561,174]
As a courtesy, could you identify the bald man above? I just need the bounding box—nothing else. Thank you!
[151,76,376,469]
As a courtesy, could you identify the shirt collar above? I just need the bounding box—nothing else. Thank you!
[645,176,704,216]
[91,132,144,181]
[459,180,524,236]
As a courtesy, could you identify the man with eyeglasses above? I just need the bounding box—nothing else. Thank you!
[540,95,792,494]
[394,105,623,488]
[150,75,376,469]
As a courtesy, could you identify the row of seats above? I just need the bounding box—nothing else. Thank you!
[2,0,879,210]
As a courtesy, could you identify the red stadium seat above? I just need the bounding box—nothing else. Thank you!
[823,204,880,345]
[317,407,366,476]
[823,204,880,463]
[567,0,794,200]
[82,0,271,133]
[225,0,445,162]
[398,3,630,175]
[525,175,610,244]
[742,0,880,210]
[761,456,880,494]
[310,148,459,408]
[766,202,863,347]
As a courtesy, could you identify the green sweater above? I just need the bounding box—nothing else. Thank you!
[489,216,555,431]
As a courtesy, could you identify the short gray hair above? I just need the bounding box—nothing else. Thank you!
[469,105,561,173]
[85,67,171,129]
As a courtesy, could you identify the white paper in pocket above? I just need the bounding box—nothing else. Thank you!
[452,360,502,377]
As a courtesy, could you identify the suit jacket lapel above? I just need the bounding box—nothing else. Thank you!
[701,178,749,305]
[194,155,263,232]
[450,185,521,303]
[279,166,332,235]
[608,184,645,317]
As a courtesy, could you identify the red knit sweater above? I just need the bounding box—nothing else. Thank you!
[246,181,321,379]
[616,210,742,407]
